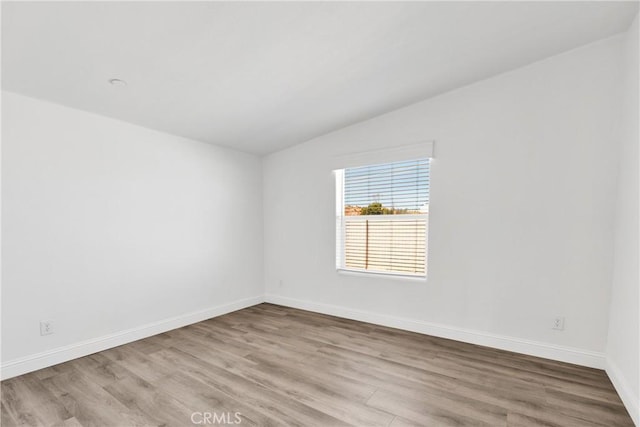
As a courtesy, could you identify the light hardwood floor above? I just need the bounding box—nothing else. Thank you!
[1,303,634,426]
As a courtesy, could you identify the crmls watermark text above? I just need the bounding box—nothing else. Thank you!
[191,411,242,425]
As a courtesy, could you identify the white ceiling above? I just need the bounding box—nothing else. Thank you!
[2,2,638,155]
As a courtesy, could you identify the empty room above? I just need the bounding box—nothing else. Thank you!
[1,1,638,426]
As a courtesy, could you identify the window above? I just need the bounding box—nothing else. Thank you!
[336,158,430,277]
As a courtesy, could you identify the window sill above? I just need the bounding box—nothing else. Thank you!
[336,268,427,282]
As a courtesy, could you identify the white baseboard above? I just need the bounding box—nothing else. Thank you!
[0,295,264,380]
[2,294,609,381]
[606,358,639,426]
[264,294,605,369]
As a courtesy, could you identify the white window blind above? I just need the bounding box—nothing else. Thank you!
[336,158,430,277]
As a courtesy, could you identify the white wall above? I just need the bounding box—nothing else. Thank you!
[1,92,263,377]
[263,36,624,367]
[606,14,639,426]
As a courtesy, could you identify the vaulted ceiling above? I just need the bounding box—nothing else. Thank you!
[3,2,638,154]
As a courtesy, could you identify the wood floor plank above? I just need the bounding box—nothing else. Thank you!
[243,348,379,403]
[316,344,461,390]
[369,386,508,426]
[40,369,151,427]
[62,354,132,388]
[389,415,429,427]
[367,388,499,427]
[168,329,380,407]
[14,373,71,423]
[50,417,84,427]
[1,397,23,426]
[152,372,266,426]
[543,387,635,426]
[169,323,256,357]
[102,375,199,426]
[505,410,609,427]
[151,347,354,426]
[100,344,173,384]
[1,374,69,426]
[237,354,392,426]
[434,350,612,391]
[1,303,634,427]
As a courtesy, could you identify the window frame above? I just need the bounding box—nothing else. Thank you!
[334,163,430,280]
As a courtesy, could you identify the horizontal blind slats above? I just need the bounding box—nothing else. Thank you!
[344,159,430,210]
[343,217,427,275]
[339,158,430,276]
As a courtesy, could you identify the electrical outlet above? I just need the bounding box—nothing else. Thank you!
[552,316,565,331]
[40,320,54,336]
